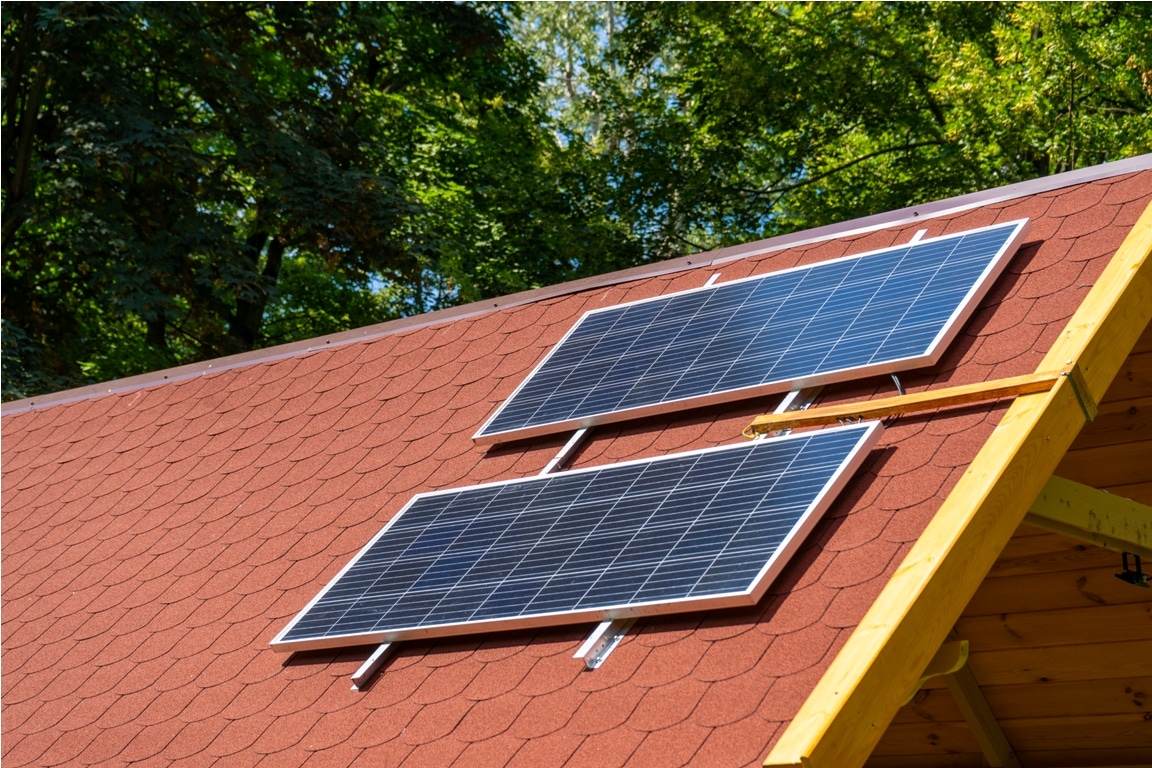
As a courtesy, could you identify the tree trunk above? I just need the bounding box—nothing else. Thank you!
[228,236,286,352]
[2,4,52,253]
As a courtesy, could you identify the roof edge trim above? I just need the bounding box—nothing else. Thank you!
[762,198,1152,768]
[6,154,1149,416]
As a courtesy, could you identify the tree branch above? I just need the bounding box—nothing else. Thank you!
[732,140,948,200]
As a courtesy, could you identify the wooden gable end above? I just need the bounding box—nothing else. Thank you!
[768,195,1152,767]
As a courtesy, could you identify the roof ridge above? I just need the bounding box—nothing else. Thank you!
[6,154,1150,415]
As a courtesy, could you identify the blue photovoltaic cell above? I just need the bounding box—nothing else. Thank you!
[273,422,881,650]
[476,220,1028,443]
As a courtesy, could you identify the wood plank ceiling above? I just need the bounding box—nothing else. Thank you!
[866,322,1152,767]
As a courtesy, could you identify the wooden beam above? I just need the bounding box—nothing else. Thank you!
[1026,475,1152,560]
[945,664,1021,768]
[743,371,1062,436]
[763,199,1152,768]
[763,380,1088,766]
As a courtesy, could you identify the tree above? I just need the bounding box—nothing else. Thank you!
[593,1,1152,251]
[2,2,638,399]
[5,2,1150,401]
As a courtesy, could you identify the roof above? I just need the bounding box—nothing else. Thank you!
[4,156,1152,768]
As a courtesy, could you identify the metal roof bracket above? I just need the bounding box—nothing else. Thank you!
[574,618,635,670]
[351,642,396,691]
[1060,361,1098,422]
[540,428,590,475]
[757,387,822,439]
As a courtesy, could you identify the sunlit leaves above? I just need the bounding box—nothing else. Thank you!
[931,2,1152,177]
[586,2,1150,249]
[3,2,634,397]
[3,2,1149,400]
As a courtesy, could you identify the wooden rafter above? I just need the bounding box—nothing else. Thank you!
[1025,474,1152,560]
[762,200,1152,768]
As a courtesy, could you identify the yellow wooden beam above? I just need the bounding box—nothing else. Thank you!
[743,371,1063,436]
[1025,475,1152,560]
[764,378,1088,766]
[763,199,1152,768]
[945,663,1021,768]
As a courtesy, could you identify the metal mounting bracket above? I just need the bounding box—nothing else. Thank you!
[540,428,589,475]
[351,642,396,691]
[1061,362,1098,422]
[574,619,635,670]
[756,387,822,439]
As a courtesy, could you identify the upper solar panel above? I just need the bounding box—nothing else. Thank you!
[475,220,1029,444]
[272,421,882,651]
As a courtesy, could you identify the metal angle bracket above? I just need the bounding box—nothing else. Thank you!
[574,619,635,670]
[1061,362,1098,422]
[351,642,396,691]
[540,428,590,475]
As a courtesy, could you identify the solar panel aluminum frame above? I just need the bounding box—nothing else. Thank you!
[271,421,884,652]
[473,219,1030,445]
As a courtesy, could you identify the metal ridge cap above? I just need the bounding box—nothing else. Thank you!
[5,155,1149,416]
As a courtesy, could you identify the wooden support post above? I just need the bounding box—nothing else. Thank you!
[945,664,1021,768]
[901,640,1020,768]
[1025,475,1152,560]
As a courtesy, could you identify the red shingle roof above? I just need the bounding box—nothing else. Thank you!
[4,163,1151,767]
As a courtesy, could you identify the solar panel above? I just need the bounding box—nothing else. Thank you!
[475,220,1029,444]
[272,422,882,651]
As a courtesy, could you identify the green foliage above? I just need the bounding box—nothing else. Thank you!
[3,2,1150,400]
[3,2,636,397]
[602,1,1151,249]
[260,251,388,346]
[930,2,1152,176]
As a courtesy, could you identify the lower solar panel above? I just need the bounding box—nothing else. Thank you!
[273,422,883,651]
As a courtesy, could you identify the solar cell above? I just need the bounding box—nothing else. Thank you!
[273,422,882,651]
[475,220,1029,444]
